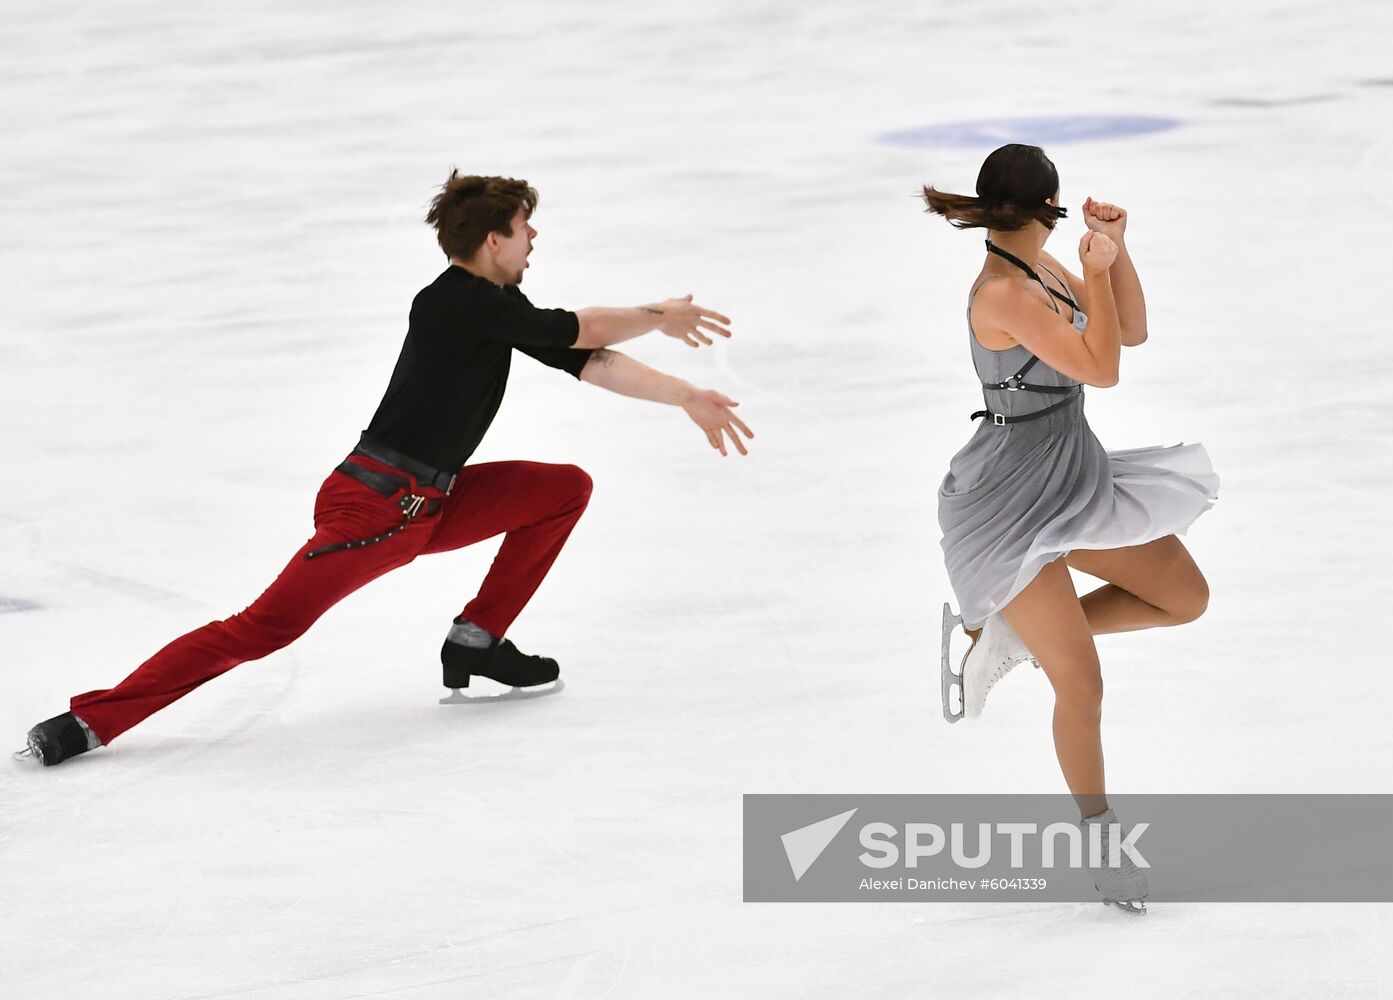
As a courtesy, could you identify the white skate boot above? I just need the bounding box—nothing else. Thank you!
[941,605,1037,723]
[1081,808,1149,915]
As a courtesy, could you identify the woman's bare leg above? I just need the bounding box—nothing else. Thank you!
[1068,534,1209,635]
[998,557,1107,818]
[963,535,1208,644]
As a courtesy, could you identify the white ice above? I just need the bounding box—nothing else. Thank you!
[3,1,1392,997]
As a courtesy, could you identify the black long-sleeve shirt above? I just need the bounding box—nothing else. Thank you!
[364,265,592,470]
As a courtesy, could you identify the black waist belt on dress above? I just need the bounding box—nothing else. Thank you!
[303,437,453,561]
[970,388,1081,426]
[969,353,1083,426]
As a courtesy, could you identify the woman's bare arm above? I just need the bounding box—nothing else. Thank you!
[1040,247,1146,348]
[977,233,1122,386]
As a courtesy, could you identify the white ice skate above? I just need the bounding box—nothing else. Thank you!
[1081,808,1149,915]
[940,604,1037,723]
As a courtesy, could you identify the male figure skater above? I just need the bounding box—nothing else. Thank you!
[21,171,753,766]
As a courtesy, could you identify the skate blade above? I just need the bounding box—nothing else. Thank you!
[439,678,566,704]
[1102,898,1147,916]
[940,603,964,724]
[11,747,36,762]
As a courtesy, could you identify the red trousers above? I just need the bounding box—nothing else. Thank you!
[71,456,592,744]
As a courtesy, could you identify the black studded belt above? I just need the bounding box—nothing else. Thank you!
[303,446,450,561]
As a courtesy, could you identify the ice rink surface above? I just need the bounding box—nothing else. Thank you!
[3,0,1392,996]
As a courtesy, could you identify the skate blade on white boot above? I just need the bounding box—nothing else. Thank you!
[1102,897,1147,916]
[941,603,964,724]
[440,678,566,705]
[960,615,1037,719]
[1085,809,1149,916]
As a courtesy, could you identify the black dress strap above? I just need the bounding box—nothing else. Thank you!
[1036,263,1079,311]
[985,240,1076,311]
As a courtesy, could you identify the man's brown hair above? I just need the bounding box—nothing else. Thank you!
[425,171,538,260]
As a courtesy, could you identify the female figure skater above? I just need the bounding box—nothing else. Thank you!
[926,144,1219,913]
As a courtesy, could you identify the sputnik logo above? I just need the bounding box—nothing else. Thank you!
[781,808,858,881]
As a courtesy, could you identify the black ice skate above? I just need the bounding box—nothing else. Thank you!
[439,637,564,704]
[14,712,99,767]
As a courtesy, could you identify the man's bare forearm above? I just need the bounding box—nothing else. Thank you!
[578,348,694,404]
[573,306,667,350]
[1110,243,1148,345]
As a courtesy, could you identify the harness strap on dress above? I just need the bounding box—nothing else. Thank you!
[970,240,1085,425]
[1037,263,1079,310]
[983,353,1073,394]
[985,239,1078,311]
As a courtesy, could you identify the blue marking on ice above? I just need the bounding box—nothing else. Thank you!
[0,596,41,614]
[877,115,1181,148]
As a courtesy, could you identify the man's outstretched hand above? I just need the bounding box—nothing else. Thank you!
[682,388,753,457]
[653,295,732,348]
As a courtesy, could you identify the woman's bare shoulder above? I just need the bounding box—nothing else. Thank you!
[969,275,1024,350]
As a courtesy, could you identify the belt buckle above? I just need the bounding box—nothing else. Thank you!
[992,413,1007,426]
[401,494,426,519]
[1005,375,1022,391]
[445,473,457,496]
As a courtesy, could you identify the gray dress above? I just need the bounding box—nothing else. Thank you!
[937,274,1220,631]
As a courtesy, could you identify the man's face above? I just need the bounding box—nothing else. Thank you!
[492,206,536,285]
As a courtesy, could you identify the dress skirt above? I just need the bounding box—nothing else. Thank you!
[937,394,1219,631]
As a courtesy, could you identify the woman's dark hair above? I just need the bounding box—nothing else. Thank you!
[922,144,1067,231]
[426,170,539,260]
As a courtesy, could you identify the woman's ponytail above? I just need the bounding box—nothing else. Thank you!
[922,185,1066,231]
[921,144,1068,232]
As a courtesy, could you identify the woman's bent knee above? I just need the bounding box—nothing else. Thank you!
[1169,572,1210,625]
